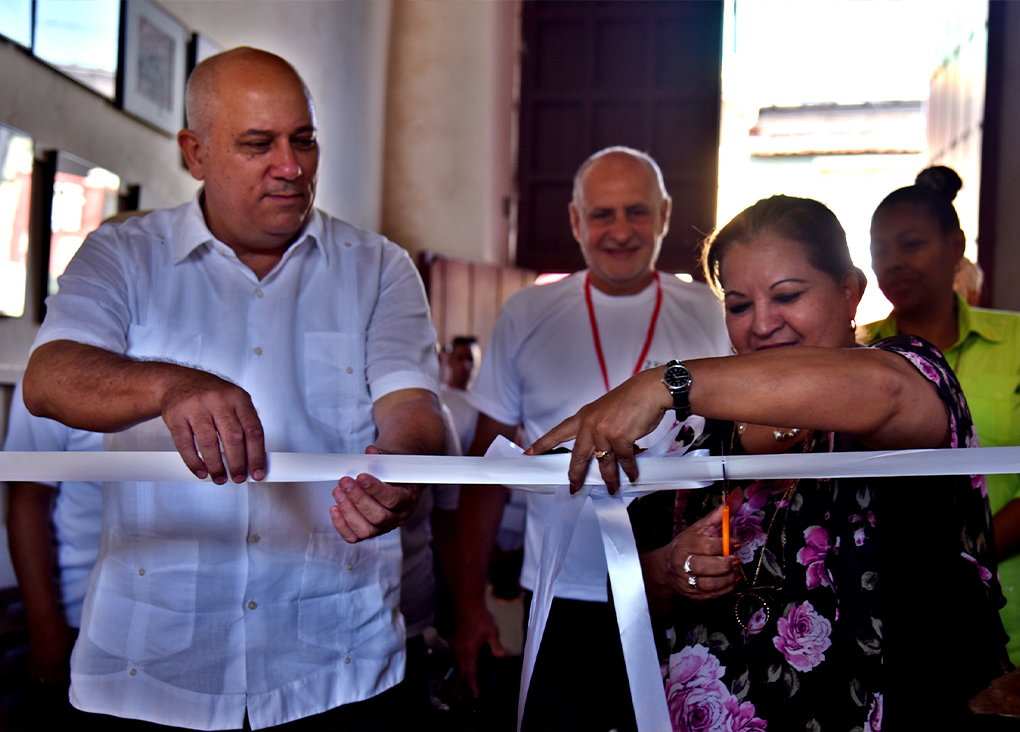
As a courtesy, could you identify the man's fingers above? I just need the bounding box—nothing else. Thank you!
[238,407,267,481]
[329,504,359,543]
[166,419,210,479]
[331,480,379,543]
[160,372,267,483]
[212,412,249,484]
[453,618,506,698]
[460,656,479,698]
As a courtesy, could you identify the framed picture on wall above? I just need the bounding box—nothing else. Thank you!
[188,31,224,76]
[118,0,188,136]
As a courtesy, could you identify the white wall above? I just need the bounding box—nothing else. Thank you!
[381,0,517,263]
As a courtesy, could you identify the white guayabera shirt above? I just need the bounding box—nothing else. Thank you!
[32,195,440,730]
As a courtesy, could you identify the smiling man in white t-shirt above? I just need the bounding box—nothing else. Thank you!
[453,147,731,731]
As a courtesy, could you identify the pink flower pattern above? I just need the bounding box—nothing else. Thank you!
[730,485,768,564]
[663,645,766,732]
[772,601,832,672]
[795,526,832,590]
[962,551,993,588]
[864,693,883,732]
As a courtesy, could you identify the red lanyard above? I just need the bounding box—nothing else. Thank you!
[584,271,662,393]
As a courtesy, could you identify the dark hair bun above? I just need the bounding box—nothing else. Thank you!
[915,166,962,201]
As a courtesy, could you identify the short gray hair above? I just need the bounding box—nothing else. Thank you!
[571,147,668,207]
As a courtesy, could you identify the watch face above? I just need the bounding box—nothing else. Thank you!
[664,363,691,391]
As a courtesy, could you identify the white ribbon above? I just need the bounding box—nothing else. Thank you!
[3,444,1019,732]
[3,444,1019,485]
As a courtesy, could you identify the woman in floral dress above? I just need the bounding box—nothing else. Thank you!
[531,195,1009,731]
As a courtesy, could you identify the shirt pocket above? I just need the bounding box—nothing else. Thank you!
[86,531,199,662]
[304,332,362,430]
[963,375,1020,448]
[297,531,390,653]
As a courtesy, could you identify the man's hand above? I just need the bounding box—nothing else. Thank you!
[329,445,421,543]
[27,618,75,687]
[160,369,266,484]
[452,601,506,697]
[24,340,267,484]
[327,388,443,542]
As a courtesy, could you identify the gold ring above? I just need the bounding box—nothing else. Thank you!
[593,450,610,460]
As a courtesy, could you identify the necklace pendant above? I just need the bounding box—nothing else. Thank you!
[773,427,801,442]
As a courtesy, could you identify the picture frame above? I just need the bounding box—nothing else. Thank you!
[118,0,188,136]
[188,31,224,77]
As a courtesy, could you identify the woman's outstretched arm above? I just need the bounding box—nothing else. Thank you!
[529,346,949,492]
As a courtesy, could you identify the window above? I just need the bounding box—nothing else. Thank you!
[0,0,121,100]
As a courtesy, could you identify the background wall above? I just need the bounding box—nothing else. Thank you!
[382,0,517,264]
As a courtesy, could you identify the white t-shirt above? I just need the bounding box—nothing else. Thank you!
[469,271,731,602]
[3,381,103,628]
[31,195,440,730]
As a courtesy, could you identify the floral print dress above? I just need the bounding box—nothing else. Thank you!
[632,336,1008,732]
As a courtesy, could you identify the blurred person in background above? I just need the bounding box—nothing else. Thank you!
[4,381,101,729]
[866,166,1020,668]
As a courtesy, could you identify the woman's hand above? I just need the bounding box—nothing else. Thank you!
[642,491,745,616]
[527,366,673,493]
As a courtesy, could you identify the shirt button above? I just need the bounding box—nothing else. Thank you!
[346,563,353,571]
[138,568,145,576]
[249,534,260,544]
[129,668,137,676]
[253,347,263,356]
[346,367,353,374]
[248,600,257,610]
[216,247,226,256]
[344,241,352,248]
[254,288,264,298]
[344,657,351,664]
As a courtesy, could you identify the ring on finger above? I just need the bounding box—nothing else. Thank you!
[594,450,611,460]
[688,574,698,588]
[683,554,694,574]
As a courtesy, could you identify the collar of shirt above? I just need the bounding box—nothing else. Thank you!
[171,191,328,269]
[864,293,1002,349]
[954,293,1002,347]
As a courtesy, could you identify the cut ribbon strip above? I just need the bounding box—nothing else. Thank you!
[2,443,1019,732]
[3,445,1020,485]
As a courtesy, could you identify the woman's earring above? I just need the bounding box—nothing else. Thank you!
[850,318,857,332]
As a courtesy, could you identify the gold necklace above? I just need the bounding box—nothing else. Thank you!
[727,424,808,632]
[736,422,802,442]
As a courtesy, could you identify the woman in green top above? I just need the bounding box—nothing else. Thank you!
[867,165,1020,665]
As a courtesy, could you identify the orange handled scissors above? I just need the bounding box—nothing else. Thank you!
[721,457,730,556]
